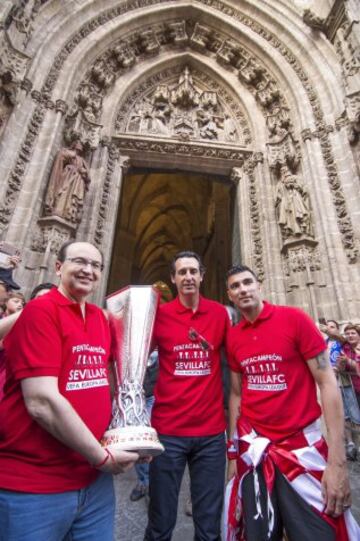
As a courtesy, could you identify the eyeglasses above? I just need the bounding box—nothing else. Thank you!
[65,257,104,271]
[188,327,214,351]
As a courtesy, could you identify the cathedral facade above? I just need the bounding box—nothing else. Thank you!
[0,0,359,320]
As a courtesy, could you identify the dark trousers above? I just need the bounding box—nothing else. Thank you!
[242,466,336,541]
[144,432,226,541]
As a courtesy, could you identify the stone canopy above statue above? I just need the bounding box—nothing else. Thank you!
[115,66,249,145]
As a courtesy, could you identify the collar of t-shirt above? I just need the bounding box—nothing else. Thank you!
[173,295,208,315]
[47,287,98,316]
[239,300,274,329]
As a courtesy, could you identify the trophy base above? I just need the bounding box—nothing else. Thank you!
[101,426,164,457]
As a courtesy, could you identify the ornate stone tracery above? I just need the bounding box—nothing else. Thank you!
[68,15,292,146]
[115,65,250,145]
[31,217,75,254]
[4,0,48,49]
[0,0,358,316]
[284,243,322,276]
[94,141,121,247]
[331,2,360,146]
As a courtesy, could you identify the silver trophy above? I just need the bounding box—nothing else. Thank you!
[101,286,164,456]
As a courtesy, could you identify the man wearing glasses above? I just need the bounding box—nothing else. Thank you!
[144,251,230,541]
[0,240,139,541]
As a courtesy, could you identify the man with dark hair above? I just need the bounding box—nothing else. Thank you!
[0,240,139,540]
[224,265,359,540]
[57,239,104,266]
[0,282,8,316]
[226,264,258,282]
[169,250,206,276]
[144,251,230,541]
[30,282,56,300]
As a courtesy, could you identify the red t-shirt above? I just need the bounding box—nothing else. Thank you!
[342,343,360,393]
[0,288,112,493]
[227,302,326,441]
[151,296,229,436]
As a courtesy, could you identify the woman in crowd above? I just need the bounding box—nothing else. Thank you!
[337,323,360,460]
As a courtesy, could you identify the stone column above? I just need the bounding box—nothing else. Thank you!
[231,155,285,303]
[213,182,232,302]
[91,148,130,305]
[301,132,350,320]
[230,165,251,266]
[106,228,136,295]
[3,98,68,247]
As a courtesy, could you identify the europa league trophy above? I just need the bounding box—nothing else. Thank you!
[101,286,164,456]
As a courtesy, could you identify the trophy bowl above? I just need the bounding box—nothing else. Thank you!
[101,286,164,456]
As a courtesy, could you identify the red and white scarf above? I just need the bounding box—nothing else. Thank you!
[223,418,360,541]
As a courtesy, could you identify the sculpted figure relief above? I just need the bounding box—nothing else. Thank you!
[275,166,312,239]
[121,67,239,143]
[44,141,91,225]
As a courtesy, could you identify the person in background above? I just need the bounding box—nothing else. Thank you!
[0,283,56,342]
[0,292,25,401]
[337,323,360,461]
[320,319,345,368]
[0,247,22,294]
[30,282,56,300]
[0,282,8,317]
[0,244,21,316]
[2,291,25,316]
[0,284,63,402]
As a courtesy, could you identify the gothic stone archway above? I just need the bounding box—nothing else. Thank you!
[1,1,359,320]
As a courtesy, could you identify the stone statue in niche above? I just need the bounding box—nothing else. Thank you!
[275,166,312,239]
[44,141,91,225]
[0,68,20,137]
[224,115,237,142]
[5,0,44,48]
[151,105,171,135]
[0,92,14,138]
[196,108,218,139]
[150,87,172,136]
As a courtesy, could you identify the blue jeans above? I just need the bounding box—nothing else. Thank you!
[0,472,115,541]
[144,432,226,541]
[135,396,155,487]
[341,385,360,424]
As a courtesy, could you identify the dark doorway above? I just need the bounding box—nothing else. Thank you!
[107,169,233,303]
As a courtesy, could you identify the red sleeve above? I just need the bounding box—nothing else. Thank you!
[4,301,63,381]
[225,326,242,373]
[219,304,231,347]
[293,308,327,361]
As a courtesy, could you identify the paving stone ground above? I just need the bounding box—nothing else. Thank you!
[114,460,360,540]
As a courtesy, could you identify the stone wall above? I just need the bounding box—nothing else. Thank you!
[0,0,359,320]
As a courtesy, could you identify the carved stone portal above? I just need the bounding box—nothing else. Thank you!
[43,141,91,226]
[116,66,244,144]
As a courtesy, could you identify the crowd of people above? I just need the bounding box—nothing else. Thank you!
[321,319,360,461]
[0,241,359,540]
